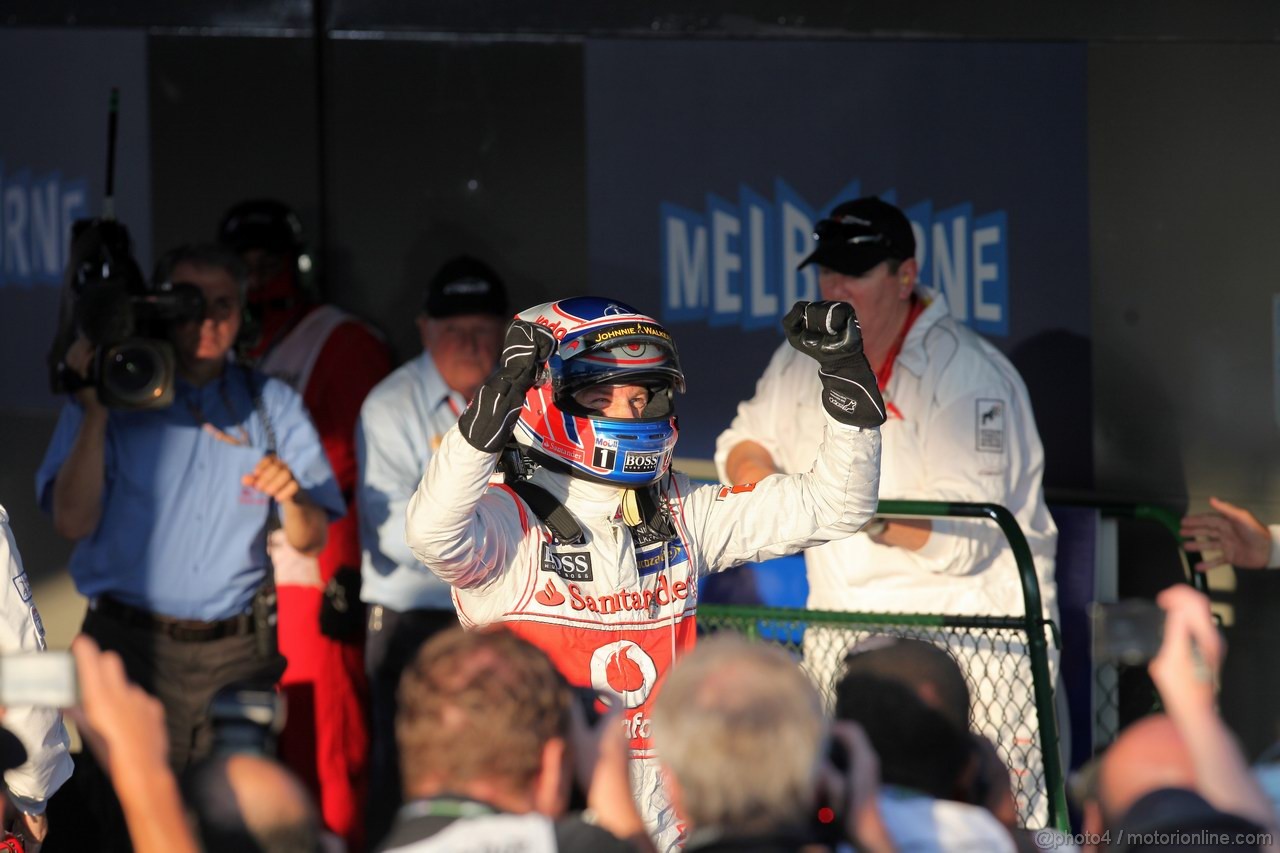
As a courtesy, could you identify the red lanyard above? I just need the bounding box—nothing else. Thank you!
[874,297,926,391]
[186,376,251,447]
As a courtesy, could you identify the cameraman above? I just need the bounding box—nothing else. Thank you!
[35,244,344,847]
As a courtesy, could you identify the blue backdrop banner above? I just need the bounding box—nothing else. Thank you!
[0,29,152,411]
[585,40,1090,482]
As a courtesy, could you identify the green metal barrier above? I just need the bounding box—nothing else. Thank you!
[1100,502,1207,594]
[700,499,1069,833]
[1088,503,1204,749]
[1037,498,1203,748]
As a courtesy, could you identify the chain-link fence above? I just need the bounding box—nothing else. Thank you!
[1085,505,1197,758]
[1093,662,1162,747]
[699,503,1195,830]
[698,605,1062,830]
[694,498,1069,832]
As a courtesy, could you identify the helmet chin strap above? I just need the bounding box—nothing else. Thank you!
[621,490,645,527]
[498,446,538,483]
[503,445,678,543]
[622,481,678,541]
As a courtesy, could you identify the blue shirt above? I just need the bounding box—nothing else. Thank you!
[35,365,345,621]
[357,351,465,610]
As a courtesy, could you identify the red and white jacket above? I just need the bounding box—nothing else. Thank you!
[405,414,880,849]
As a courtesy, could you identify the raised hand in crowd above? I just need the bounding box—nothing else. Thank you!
[1181,497,1274,571]
[568,698,653,852]
[820,720,895,853]
[67,635,198,853]
[1148,585,1279,841]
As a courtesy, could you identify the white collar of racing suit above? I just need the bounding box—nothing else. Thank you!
[527,466,626,519]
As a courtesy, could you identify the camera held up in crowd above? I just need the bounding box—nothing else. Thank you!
[209,684,287,757]
[48,218,205,410]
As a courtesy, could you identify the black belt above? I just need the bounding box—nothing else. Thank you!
[93,596,255,643]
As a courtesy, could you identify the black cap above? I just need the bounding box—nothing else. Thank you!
[798,196,916,277]
[217,199,305,257]
[425,256,509,318]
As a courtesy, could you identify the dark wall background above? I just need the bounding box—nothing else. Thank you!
[149,36,319,275]
[4,2,1280,753]
[324,40,584,361]
[1088,41,1280,754]
[146,35,584,362]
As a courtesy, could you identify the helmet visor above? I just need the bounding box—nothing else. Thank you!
[556,329,684,398]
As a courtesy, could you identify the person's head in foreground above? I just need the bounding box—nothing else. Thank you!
[651,635,826,838]
[184,752,321,853]
[395,625,573,816]
[842,635,971,731]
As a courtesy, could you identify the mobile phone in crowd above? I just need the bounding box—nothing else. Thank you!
[0,651,78,707]
[1090,600,1165,665]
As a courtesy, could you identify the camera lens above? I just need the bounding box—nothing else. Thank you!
[104,345,160,395]
[99,339,175,409]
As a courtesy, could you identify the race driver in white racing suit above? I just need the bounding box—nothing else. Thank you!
[404,296,884,850]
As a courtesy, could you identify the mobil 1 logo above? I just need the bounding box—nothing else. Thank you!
[592,445,618,470]
[541,544,594,582]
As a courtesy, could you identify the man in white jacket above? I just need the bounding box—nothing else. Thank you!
[0,505,74,849]
[715,196,1059,825]
[405,296,884,850]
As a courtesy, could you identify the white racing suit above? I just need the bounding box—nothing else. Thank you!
[406,414,880,851]
[715,291,1060,827]
[0,506,73,816]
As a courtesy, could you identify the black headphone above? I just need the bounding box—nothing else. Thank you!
[216,199,317,296]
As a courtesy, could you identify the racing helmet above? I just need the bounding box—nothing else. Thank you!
[513,297,684,487]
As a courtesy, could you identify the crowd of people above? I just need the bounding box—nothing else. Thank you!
[0,195,1272,851]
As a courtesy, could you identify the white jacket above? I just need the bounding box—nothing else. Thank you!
[0,505,73,815]
[405,414,880,849]
[715,292,1058,623]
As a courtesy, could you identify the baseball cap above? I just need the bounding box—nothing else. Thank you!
[799,196,916,277]
[425,256,508,318]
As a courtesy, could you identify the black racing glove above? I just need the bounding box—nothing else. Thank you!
[457,320,558,452]
[784,300,887,429]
